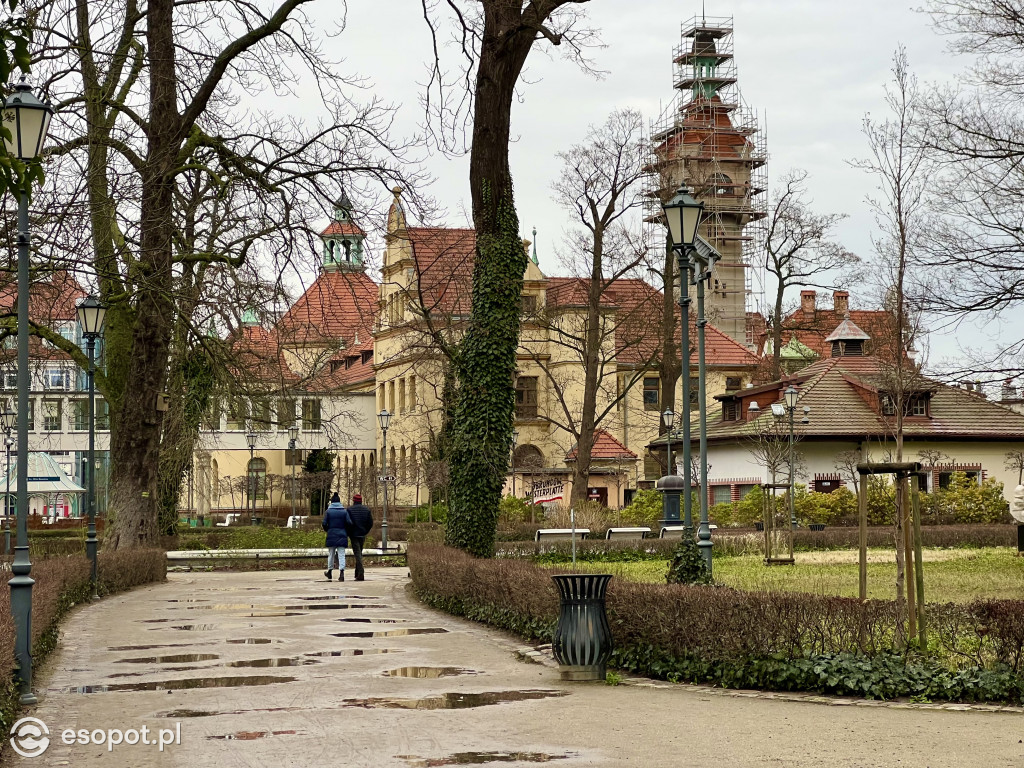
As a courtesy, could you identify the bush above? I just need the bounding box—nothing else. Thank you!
[0,549,165,738]
[665,537,711,585]
[410,544,1024,703]
[498,496,531,526]
[405,503,448,525]
[620,490,663,527]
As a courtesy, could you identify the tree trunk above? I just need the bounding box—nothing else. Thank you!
[104,0,179,549]
[771,281,785,380]
[445,9,536,557]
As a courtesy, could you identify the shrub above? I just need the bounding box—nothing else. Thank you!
[410,544,1024,703]
[665,537,711,585]
[620,490,663,527]
[406,503,448,525]
[498,496,531,526]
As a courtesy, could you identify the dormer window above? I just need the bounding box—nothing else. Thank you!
[722,400,739,421]
[880,392,930,417]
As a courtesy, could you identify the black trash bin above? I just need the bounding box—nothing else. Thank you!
[754,521,764,532]
[551,574,613,682]
[809,523,826,532]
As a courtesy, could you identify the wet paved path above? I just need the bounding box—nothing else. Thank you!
[7,569,1024,767]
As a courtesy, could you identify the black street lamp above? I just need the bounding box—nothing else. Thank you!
[378,409,391,552]
[288,424,299,521]
[662,185,705,543]
[4,75,53,705]
[246,428,258,525]
[662,407,675,478]
[76,295,106,599]
[780,386,809,530]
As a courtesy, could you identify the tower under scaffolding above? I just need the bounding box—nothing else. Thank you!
[648,15,767,348]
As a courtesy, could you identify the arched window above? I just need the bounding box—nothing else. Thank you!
[710,172,733,196]
[247,457,267,500]
[513,444,545,470]
[399,445,407,483]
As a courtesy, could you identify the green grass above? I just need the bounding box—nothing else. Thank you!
[553,547,1024,603]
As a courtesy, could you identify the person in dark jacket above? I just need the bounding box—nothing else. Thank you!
[321,492,351,582]
[345,493,374,581]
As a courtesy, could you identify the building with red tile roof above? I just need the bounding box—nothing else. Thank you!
[651,316,1024,507]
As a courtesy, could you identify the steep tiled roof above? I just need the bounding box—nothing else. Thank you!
[668,354,1024,444]
[277,269,378,348]
[566,429,637,461]
[321,220,365,237]
[404,227,476,316]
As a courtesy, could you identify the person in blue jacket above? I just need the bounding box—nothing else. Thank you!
[322,492,351,582]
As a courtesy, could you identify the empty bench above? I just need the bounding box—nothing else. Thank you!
[605,527,651,540]
[534,528,591,543]
[660,524,717,538]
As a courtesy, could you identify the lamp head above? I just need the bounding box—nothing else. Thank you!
[287,425,299,441]
[76,295,107,338]
[378,408,391,431]
[661,185,704,249]
[0,408,13,432]
[662,408,675,428]
[784,386,799,410]
[246,430,257,450]
[2,76,53,161]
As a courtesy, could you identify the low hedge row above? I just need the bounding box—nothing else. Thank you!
[0,549,166,739]
[410,544,1024,703]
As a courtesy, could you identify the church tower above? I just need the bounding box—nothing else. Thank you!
[651,15,766,347]
[320,190,366,272]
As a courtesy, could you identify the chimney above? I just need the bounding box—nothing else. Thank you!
[833,290,850,314]
[800,290,816,318]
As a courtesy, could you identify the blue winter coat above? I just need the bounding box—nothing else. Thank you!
[322,503,351,547]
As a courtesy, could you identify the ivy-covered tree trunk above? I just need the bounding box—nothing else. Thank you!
[444,5,539,557]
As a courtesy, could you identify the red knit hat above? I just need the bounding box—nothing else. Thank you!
[352,493,362,504]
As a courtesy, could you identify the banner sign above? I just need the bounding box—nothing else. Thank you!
[529,479,564,505]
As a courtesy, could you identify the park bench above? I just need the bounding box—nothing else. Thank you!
[534,528,590,543]
[605,527,651,540]
[285,515,309,529]
[164,544,407,569]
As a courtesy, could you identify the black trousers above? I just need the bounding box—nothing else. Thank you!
[350,536,365,580]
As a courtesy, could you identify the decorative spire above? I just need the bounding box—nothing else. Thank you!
[531,226,538,264]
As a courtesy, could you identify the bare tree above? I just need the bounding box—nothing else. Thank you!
[529,108,653,505]
[746,416,807,488]
[764,170,858,379]
[834,449,862,495]
[852,47,931,632]
[1005,450,1024,486]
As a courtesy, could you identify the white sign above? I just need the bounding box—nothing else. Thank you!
[529,479,564,505]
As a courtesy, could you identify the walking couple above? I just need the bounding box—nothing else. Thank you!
[322,492,373,582]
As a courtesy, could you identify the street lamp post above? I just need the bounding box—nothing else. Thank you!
[378,409,391,553]
[511,429,519,497]
[4,76,53,705]
[76,295,106,599]
[781,386,808,530]
[1,409,13,554]
[662,185,708,560]
[662,409,675,479]
[246,428,258,526]
[288,425,299,521]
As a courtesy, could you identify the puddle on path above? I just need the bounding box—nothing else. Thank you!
[158,690,565,718]
[56,675,298,694]
[383,667,478,679]
[180,604,385,611]
[225,658,319,668]
[142,619,175,623]
[342,690,568,710]
[398,753,576,766]
[303,649,400,658]
[114,654,220,664]
[337,618,403,624]
[108,642,217,651]
[165,599,209,603]
[226,638,278,645]
[108,666,203,678]
[331,628,448,639]
[168,625,219,631]
[288,604,390,610]
[207,730,300,741]
[293,595,378,601]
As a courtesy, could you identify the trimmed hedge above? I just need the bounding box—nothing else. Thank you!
[410,544,1024,703]
[0,549,166,739]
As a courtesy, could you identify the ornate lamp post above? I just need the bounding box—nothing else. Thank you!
[246,428,258,525]
[4,76,53,705]
[511,429,519,497]
[662,408,675,477]
[1,408,13,554]
[780,386,809,530]
[662,185,705,546]
[76,295,106,598]
[288,425,299,521]
[378,408,391,552]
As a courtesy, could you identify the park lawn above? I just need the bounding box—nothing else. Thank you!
[555,547,1024,603]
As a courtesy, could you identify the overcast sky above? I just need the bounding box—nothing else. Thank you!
[311,1,1010,377]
